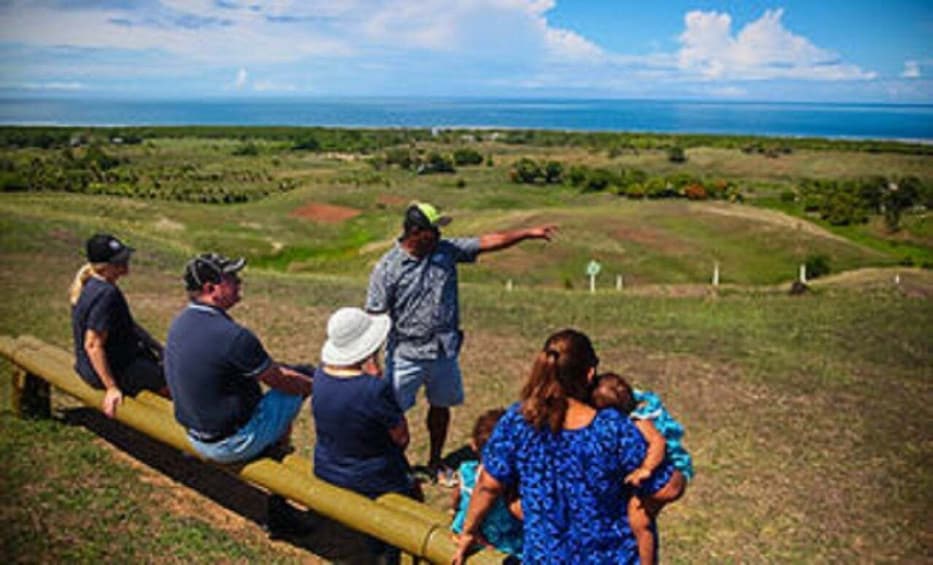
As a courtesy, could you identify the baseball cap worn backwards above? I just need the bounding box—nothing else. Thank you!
[184,252,246,291]
[406,201,452,230]
[86,233,134,264]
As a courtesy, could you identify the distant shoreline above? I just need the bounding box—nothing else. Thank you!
[1,96,930,142]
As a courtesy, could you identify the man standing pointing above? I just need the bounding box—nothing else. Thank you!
[366,202,556,482]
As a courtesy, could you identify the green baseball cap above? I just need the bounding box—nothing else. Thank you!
[406,201,452,229]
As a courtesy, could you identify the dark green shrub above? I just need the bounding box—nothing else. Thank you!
[232,142,259,156]
[510,158,543,184]
[452,148,483,166]
[418,152,455,174]
[804,254,831,279]
[668,146,687,163]
[582,168,616,192]
[544,161,564,184]
[292,136,320,151]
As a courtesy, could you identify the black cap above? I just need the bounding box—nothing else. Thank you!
[86,233,134,264]
[184,253,246,291]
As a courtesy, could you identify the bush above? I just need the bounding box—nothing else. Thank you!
[544,161,564,184]
[384,148,414,169]
[804,254,831,279]
[292,136,320,151]
[417,152,455,174]
[0,171,28,192]
[668,146,687,163]
[582,168,616,192]
[510,158,543,184]
[232,142,259,156]
[452,148,483,166]
[684,183,708,200]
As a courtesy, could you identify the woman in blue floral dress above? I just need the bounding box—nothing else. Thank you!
[452,329,674,564]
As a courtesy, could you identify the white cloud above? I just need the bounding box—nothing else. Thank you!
[15,81,87,91]
[235,67,248,89]
[0,2,889,99]
[901,60,920,78]
[678,9,875,81]
[253,80,300,92]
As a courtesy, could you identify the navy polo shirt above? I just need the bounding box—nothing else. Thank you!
[312,367,411,497]
[71,277,139,387]
[164,302,271,436]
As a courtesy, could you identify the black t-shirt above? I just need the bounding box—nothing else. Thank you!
[164,303,270,436]
[71,277,140,387]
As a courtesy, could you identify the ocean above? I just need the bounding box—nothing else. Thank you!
[1,97,931,141]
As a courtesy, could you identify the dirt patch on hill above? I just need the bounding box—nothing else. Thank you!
[610,225,691,255]
[376,194,407,208]
[694,202,866,248]
[291,202,362,224]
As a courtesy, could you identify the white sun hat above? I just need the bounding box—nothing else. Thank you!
[321,307,391,366]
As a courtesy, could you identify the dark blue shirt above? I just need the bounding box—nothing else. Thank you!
[312,367,410,497]
[71,277,140,387]
[483,404,675,564]
[164,303,270,436]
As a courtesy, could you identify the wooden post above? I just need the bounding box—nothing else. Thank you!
[12,368,50,419]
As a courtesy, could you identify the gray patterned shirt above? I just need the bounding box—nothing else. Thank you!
[366,238,481,360]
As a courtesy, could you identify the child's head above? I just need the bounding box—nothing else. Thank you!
[471,408,506,457]
[591,372,636,413]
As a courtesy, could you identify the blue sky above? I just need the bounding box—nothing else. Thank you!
[0,1,930,102]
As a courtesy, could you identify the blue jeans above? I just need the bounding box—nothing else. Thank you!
[188,390,304,464]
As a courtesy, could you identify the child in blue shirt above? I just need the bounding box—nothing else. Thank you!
[592,372,693,565]
[451,408,523,558]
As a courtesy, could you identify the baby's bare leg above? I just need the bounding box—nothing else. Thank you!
[644,470,686,517]
[628,495,656,565]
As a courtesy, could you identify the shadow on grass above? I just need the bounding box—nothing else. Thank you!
[61,407,379,564]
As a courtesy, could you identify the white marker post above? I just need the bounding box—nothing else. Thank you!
[799,263,807,284]
[506,279,513,292]
[712,262,720,287]
[586,260,602,294]
[616,274,623,291]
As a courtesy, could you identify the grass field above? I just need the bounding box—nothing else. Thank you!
[1,129,931,562]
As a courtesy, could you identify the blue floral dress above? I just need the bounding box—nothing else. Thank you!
[483,404,674,564]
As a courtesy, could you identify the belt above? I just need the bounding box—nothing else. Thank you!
[187,428,233,444]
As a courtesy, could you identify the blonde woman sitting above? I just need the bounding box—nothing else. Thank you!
[70,233,166,418]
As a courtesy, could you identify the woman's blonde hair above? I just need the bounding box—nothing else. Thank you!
[69,263,107,305]
[520,329,598,433]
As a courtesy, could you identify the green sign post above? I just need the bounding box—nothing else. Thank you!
[586,260,601,293]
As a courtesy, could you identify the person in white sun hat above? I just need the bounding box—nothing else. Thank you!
[312,307,420,500]
[311,307,421,561]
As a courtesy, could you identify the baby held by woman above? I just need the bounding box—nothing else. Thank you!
[591,372,693,565]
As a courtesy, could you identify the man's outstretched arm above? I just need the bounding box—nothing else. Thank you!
[478,224,557,254]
